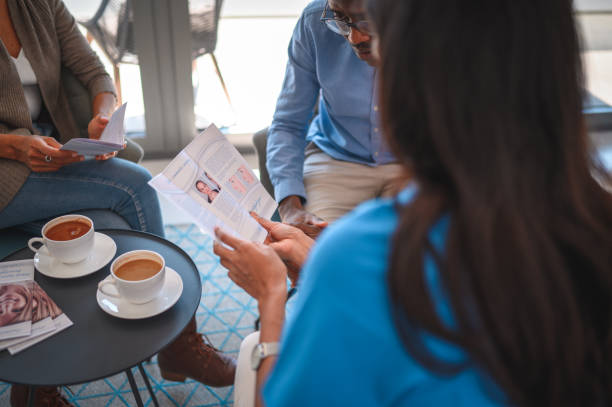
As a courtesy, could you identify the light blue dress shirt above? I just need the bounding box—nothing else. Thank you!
[267,0,395,203]
[263,186,505,406]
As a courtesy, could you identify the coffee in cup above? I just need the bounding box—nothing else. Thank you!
[28,215,95,264]
[115,259,161,281]
[98,250,166,304]
[45,220,91,241]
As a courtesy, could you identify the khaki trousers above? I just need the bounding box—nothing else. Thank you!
[303,144,404,222]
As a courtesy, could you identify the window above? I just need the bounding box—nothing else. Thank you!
[576,0,612,131]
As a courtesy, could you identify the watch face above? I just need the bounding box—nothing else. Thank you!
[250,342,280,370]
[251,343,263,370]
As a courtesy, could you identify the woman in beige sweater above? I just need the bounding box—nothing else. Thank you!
[1,1,236,406]
[0,0,165,238]
[0,1,164,405]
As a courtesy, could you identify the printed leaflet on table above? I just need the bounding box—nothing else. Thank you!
[0,260,73,354]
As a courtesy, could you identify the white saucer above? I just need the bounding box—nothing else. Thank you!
[96,267,183,319]
[34,232,117,279]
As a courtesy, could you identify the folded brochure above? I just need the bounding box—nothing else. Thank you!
[0,260,34,341]
[0,260,73,354]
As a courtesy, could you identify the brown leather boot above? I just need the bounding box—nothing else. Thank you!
[157,316,236,387]
[10,385,73,407]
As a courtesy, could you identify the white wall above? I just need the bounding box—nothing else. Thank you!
[575,0,612,51]
[575,0,612,12]
[221,0,311,17]
[65,0,312,20]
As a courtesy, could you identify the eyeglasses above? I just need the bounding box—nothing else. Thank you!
[320,2,372,36]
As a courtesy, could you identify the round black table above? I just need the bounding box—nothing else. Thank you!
[0,229,202,406]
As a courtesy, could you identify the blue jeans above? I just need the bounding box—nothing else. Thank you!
[0,158,164,237]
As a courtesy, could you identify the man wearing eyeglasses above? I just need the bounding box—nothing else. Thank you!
[267,0,402,239]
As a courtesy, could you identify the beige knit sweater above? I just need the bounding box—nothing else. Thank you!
[0,0,116,211]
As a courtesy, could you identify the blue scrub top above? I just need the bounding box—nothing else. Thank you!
[263,186,506,406]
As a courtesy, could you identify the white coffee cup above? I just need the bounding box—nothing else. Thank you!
[28,214,95,264]
[98,250,166,304]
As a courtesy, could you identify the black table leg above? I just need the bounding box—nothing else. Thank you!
[27,385,36,407]
[125,368,144,407]
[138,363,159,407]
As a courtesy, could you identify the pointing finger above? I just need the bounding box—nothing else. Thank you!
[250,211,277,232]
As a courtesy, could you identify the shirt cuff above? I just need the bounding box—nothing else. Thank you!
[274,179,307,204]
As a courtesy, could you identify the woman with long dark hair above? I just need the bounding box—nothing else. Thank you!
[214,0,612,405]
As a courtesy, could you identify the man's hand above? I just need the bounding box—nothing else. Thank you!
[12,134,83,172]
[251,212,314,286]
[278,195,328,239]
[213,227,288,306]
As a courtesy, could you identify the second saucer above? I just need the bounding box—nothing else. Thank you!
[96,267,183,319]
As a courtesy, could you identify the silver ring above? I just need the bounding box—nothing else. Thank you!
[44,155,52,163]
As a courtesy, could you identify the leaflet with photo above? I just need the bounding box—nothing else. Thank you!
[0,260,34,340]
[0,281,56,351]
[8,284,73,355]
[149,124,278,242]
[60,103,127,156]
[0,260,73,354]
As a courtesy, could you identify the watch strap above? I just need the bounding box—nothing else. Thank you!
[260,342,280,356]
[251,341,281,370]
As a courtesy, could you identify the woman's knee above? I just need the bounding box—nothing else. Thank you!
[99,159,158,203]
[110,159,153,188]
[62,158,153,190]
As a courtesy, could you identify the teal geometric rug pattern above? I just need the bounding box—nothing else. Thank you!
[0,224,257,406]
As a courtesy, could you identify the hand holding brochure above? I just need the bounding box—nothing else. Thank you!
[149,124,278,242]
[61,103,127,156]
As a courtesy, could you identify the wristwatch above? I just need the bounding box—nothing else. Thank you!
[251,342,281,370]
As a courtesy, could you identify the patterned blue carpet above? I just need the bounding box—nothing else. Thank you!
[0,224,256,406]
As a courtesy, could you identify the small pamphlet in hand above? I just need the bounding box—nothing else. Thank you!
[149,124,278,242]
[0,260,34,341]
[60,103,127,156]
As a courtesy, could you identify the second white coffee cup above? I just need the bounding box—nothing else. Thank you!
[98,250,166,304]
